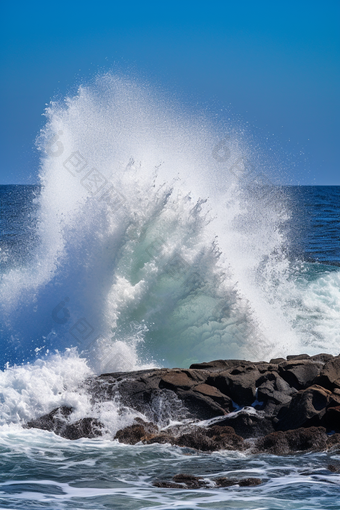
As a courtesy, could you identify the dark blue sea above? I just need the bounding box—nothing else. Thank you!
[0,77,339,509]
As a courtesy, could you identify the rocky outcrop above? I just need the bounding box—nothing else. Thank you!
[24,353,340,454]
[153,473,262,489]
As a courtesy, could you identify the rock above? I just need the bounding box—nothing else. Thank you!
[328,464,340,472]
[278,360,322,390]
[322,406,340,432]
[270,358,286,364]
[24,353,340,453]
[310,353,334,363]
[238,478,262,486]
[254,427,328,455]
[153,481,183,488]
[286,354,310,361]
[189,360,249,370]
[160,371,197,390]
[207,364,260,406]
[257,371,297,408]
[314,356,340,391]
[172,474,205,488]
[214,477,238,487]
[214,410,275,438]
[277,385,332,431]
[153,474,262,489]
[326,433,340,449]
[25,406,104,439]
[114,419,158,444]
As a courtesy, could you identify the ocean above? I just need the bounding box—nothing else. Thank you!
[0,76,339,509]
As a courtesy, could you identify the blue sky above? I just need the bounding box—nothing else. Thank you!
[0,0,339,185]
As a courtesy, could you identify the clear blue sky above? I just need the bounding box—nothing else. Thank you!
[0,0,339,185]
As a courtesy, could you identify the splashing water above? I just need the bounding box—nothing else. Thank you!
[0,74,339,383]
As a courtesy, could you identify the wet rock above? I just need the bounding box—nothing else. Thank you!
[314,356,340,391]
[207,364,260,406]
[286,354,310,361]
[257,371,297,408]
[114,419,158,444]
[270,357,286,364]
[278,360,322,390]
[328,464,340,472]
[238,478,262,486]
[254,426,328,455]
[326,433,340,449]
[153,481,183,488]
[214,410,275,438]
[322,405,340,432]
[277,385,332,430]
[310,353,334,363]
[214,477,238,487]
[25,407,104,439]
[189,360,249,370]
[172,474,206,488]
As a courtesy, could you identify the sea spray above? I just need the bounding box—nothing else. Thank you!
[0,74,339,373]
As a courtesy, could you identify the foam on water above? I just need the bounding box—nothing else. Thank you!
[0,74,339,385]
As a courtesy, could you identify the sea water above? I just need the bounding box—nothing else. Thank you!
[0,75,339,509]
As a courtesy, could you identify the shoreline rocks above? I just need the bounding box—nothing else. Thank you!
[25,353,340,455]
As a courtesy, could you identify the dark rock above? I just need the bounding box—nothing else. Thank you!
[254,427,328,455]
[172,425,244,452]
[25,406,73,431]
[153,481,183,488]
[25,406,103,439]
[326,433,340,449]
[160,371,198,390]
[322,406,340,432]
[270,358,286,364]
[310,353,334,363]
[214,477,238,487]
[286,354,310,361]
[314,356,340,391]
[172,474,205,488]
[189,360,249,370]
[328,464,340,472]
[207,364,260,406]
[257,371,297,408]
[114,419,158,444]
[238,478,262,486]
[278,360,322,390]
[277,385,332,431]
[175,389,230,419]
[214,410,275,438]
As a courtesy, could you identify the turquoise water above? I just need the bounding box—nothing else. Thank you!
[0,76,339,508]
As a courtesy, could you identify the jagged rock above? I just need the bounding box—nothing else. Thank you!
[24,354,340,453]
[238,478,262,486]
[278,360,323,390]
[215,410,275,438]
[257,371,297,407]
[322,405,340,432]
[314,356,340,391]
[153,481,183,488]
[25,406,104,439]
[153,474,262,489]
[328,464,340,472]
[207,364,260,406]
[277,385,333,430]
[326,433,340,449]
[286,354,310,361]
[114,418,158,444]
[172,474,206,488]
[189,360,250,370]
[253,427,328,455]
[270,357,286,364]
